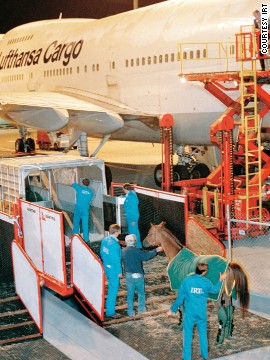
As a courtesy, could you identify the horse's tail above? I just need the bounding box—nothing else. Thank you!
[229,262,250,314]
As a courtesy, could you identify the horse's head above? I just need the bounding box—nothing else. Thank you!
[143,222,183,263]
[143,222,166,248]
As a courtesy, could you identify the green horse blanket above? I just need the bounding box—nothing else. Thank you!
[167,248,236,301]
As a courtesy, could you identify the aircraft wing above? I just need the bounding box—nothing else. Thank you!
[0,91,125,136]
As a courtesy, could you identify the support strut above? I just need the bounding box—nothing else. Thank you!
[159,114,174,192]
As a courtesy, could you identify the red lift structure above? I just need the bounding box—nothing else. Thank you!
[160,28,270,241]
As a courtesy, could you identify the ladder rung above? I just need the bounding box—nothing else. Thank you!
[247,161,259,165]
[242,70,255,75]
[247,149,259,152]
[245,115,257,120]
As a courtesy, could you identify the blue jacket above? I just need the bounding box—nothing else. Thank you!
[123,190,139,221]
[170,274,221,318]
[100,235,122,275]
[72,182,94,213]
[122,246,157,274]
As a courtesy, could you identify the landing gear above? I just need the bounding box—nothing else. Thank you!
[154,163,189,187]
[154,164,163,187]
[15,139,24,153]
[173,165,190,182]
[190,163,210,179]
[15,126,35,154]
[15,137,35,153]
[25,138,35,153]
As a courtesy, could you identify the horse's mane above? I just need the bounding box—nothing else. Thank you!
[160,225,183,248]
[229,262,250,314]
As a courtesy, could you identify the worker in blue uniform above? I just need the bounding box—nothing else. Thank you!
[122,183,142,248]
[122,234,163,316]
[72,172,94,242]
[100,224,122,318]
[167,263,227,360]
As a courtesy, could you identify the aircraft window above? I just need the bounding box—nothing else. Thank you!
[196,50,200,59]
[77,66,80,74]
[59,69,62,76]
[190,51,194,59]
[97,64,99,71]
[153,56,157,64]
[126,59,128,67]
[230,44,235,55]
[165,54,168,63]
[84,65,87,72]
[66,68,69,75]
[92,64,95,71]
[171,53,175,62]
[148,56,151,65]
[70,67,72,74]
[131,59,134,67]
[53,69,56,76]
[56,69,58,76]
[63,68,66,75]
[142,57,145,65]
[136,58,139,66]
[50,70,52,77]
[183,51,187,60]
[203,49,207,58]
[112,61,115,69]
[44,71,46,77]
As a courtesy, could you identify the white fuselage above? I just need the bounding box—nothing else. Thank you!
[0,0,268,145]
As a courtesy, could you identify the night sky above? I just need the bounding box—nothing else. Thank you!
[0,0,166,34]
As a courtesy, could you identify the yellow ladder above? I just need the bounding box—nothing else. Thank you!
[240,55,262,222]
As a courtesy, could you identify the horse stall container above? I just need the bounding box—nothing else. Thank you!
[0,154,107,242]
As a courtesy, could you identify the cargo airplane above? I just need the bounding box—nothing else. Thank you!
[0,0,269,184]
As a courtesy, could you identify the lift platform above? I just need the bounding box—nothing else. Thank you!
[161,27,270,240]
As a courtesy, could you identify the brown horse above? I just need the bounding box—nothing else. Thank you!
[143,222,250,343]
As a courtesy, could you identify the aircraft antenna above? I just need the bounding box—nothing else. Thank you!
[59,12,63,19]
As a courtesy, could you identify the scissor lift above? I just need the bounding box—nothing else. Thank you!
[161,27,270,240]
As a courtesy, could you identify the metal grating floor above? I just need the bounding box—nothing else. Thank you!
[0,338,70,360]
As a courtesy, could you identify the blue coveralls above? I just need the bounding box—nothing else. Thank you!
[123,190,142,248]
[170,274,221,360]
[100,235,122,316]
[72,182,94,242]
